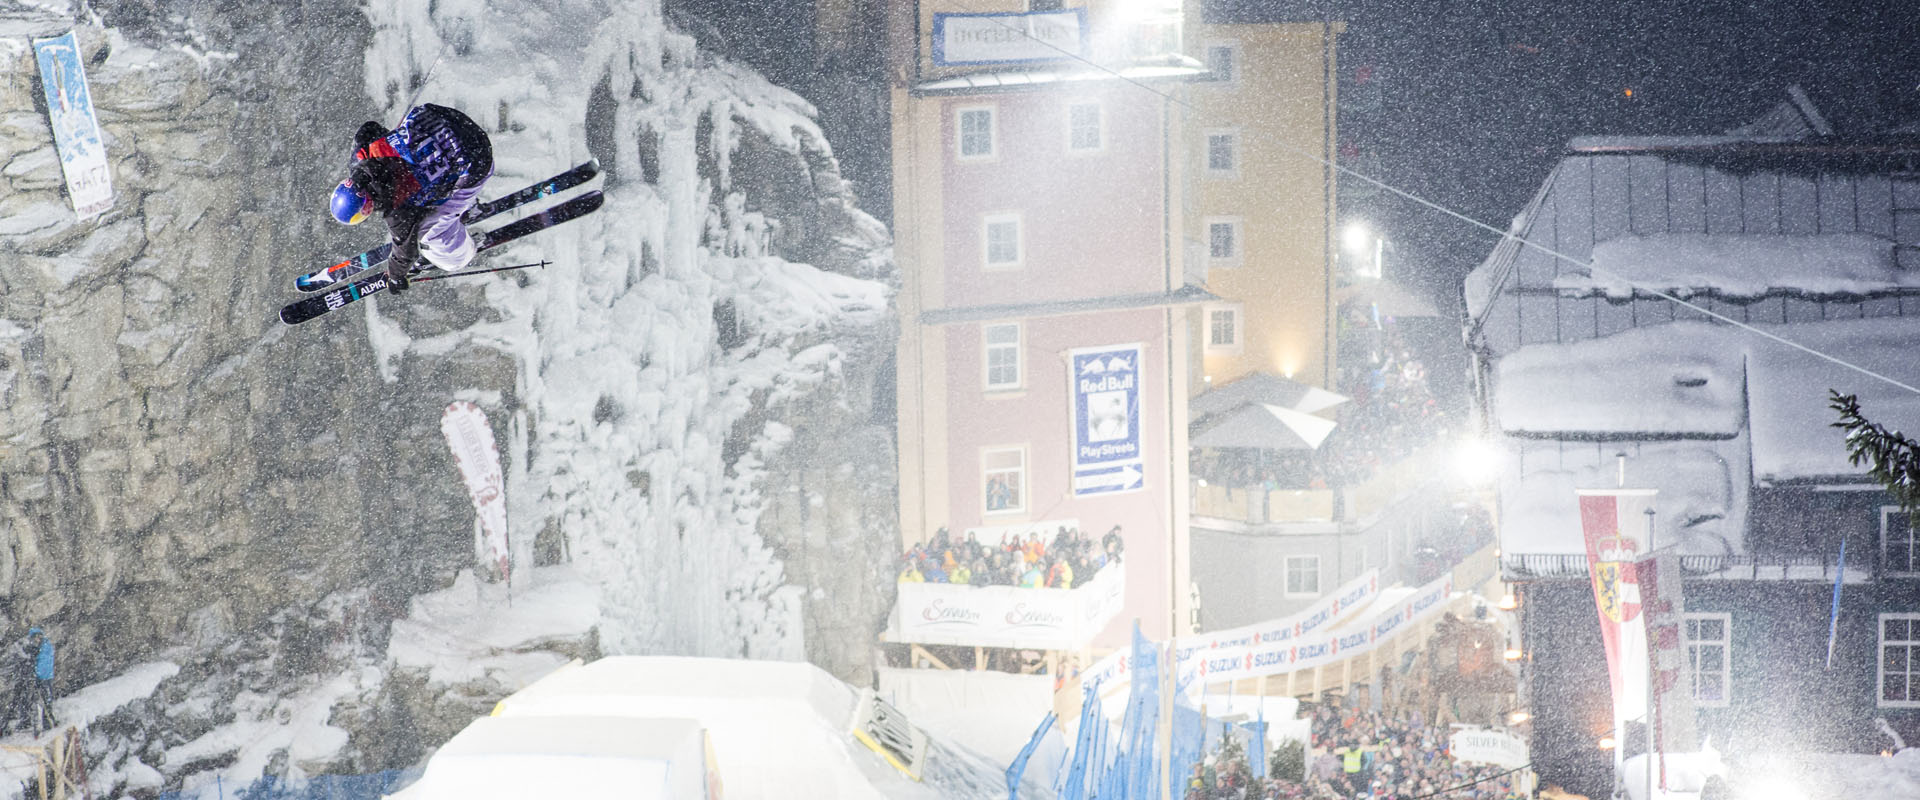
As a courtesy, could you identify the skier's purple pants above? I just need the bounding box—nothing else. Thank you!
[418,164,495,270]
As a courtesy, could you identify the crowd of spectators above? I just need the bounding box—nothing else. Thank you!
[1320,323,1450,488]
[1181,695,1529,800]
[896,524,1123,589]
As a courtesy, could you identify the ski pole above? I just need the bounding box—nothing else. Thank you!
[413,260,551,284]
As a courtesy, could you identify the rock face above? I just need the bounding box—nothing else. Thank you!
[0,0,897,793]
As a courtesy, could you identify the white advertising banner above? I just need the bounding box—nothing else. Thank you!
[1187,572,1455,689]
[893,563,1125,650]
[441,402,510,581]
[33,31,114,219]
[1089,570,1452,702]
[1067,343,1145,497]
[1450,727,1529,769]
[931,10,1087,66]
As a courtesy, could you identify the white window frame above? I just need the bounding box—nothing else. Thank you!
[1882,506,1919,576]
[1204,128,1240,179]
[1205,217,1243,267]
[983,321,1023,392]
[1205,303,1243,355]
[983,213,1024,270]
[1204,42,1240,85]
[1682,612,1732,708]
[1880,613,1920,709]
[956,105,997,162]
[982,445,1028,517]
[1066,100,1104,154]
[1283,554,1321,598]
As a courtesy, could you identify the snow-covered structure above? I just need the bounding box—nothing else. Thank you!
[1464,91,1920,796]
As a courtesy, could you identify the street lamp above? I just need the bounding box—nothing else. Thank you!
[1342,221,1383,279]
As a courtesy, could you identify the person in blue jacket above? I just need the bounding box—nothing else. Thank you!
[21,628,53,733]
[328,103,495,291]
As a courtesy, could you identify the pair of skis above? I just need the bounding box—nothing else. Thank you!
[279,160,604,326]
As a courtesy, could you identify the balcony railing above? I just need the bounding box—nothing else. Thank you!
[1502,552,1864,582]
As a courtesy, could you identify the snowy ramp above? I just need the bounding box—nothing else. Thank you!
[471,656,1017,799]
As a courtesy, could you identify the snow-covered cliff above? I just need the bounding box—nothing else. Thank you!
[0,0,896,795]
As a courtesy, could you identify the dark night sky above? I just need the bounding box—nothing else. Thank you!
[1294,0,1920,306]
[673,0,1920,309]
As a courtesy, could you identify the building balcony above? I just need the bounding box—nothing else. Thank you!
[883,564,1127,651]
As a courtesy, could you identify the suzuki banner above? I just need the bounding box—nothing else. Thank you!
[1089,570,1452,702]
[893,564,1125,650]
[442,402,510,582]
[1578,489,1655,746]
[1186,571,1455,690]
[33,31,114,219]
[1067,343,1145,497]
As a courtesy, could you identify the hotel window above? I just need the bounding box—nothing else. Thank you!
[1284,555,1321,597]
[1683,613,1732,707]
[1068,102,1103,152]
[984,214,1023,269]
[984,322,1022,391]
[1206,218,1242,266]
[1881,614,1920,708]
[1205,130,1239,177]
[1206,305,1242,353]
[1206,43,1238,83]
[1883,507,1919,575]
[957,106,996,160]
[983,447,1027,516]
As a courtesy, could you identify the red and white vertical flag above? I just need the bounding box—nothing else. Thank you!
[441,401,510,582]
[1636,549,1698,789]
[1577,489,1655,742]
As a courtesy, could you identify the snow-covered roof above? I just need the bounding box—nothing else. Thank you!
[1554,233,1912,299]
[1494,321,1745,438]
[1495,437,1748,557]
[1745,316,1920,481]
[1491,315,1920,483]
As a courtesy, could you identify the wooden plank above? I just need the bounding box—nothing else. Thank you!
[1668,161,1706,235]
[1743,172,1781,234]
[1819,173,1855,234]
[1627,155,1669,235]
[1779,173,1819,234]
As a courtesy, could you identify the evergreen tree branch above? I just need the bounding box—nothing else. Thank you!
[1830,389,1920,512]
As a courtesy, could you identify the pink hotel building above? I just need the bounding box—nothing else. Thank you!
[887,1,1206,643]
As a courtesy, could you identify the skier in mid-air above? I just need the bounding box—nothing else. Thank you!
[328,103,494,292]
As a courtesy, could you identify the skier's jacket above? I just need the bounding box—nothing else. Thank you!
[353,104,493,271]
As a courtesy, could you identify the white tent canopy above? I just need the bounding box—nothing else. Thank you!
[1191,372,1348,418]
[1190,402,1338,451]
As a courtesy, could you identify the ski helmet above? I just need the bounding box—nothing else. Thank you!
[330,179,370,225]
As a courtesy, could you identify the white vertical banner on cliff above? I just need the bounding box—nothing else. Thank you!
[441,402,510,581]
[32,31,114,220]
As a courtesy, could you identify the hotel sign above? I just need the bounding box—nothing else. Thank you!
[931,10,1088,67]
[1068,343,1145,497]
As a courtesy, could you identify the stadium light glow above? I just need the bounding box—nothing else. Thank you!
[1454,438,1504,484]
